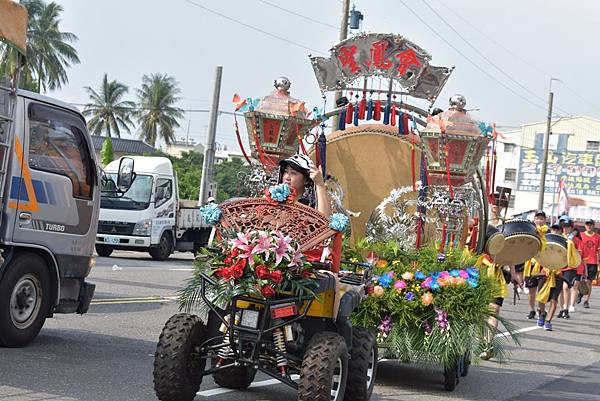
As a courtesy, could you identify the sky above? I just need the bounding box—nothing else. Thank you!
[46,0,600,151]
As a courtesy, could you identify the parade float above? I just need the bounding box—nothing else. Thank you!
[152,32,541,401]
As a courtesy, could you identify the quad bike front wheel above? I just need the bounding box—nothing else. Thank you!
[344,327,377,401]
[153,313,208,401]
[298,332,349,401]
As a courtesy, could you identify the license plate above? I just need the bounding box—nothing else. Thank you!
[240,310,259,328]
[105,236,120,244]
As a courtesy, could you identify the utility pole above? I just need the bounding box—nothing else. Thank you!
[331,0,351,132]
[199,66,222,205]
[537,81,555,210]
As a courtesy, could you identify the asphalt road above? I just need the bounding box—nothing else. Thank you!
[1,250,600,401]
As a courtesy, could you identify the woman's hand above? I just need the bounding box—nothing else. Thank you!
[310,165,325,187]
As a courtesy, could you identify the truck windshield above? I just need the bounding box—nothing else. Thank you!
[101,174,153,210]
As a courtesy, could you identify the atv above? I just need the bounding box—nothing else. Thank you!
[152,198,377,401]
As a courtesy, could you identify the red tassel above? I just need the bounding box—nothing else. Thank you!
[345,102,354,124]
[390,102,397,126]
[358,97,366,120]
[373,99,382,121]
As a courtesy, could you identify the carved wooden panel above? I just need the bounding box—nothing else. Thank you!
[217,198,335,252]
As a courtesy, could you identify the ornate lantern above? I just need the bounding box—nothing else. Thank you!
[419,95,489,187]
[244,77,315,169]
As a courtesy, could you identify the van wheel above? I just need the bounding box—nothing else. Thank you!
[95,244,113,257]
[0,254,51,347]
[150,233,173,261]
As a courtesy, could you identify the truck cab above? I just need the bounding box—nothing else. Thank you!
[96,156,210,260]
[0,85,100,347]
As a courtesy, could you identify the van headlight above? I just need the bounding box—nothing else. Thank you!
[133,219,152,236]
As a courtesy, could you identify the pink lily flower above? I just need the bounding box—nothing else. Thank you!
[251,231,273,260]
[273,232,292,266]
[288,245,304,268]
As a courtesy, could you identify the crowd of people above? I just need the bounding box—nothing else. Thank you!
[514,210,598,331]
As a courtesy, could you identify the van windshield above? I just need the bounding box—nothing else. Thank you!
[101,174,153,210]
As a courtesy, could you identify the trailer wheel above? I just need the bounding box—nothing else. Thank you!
[0,253,51,347]
[154,313,207,401]
[444,361,460,391]
[299,332,348,401]
[344,327,377,401]
[95,244,113,257]
[150,232,173,261]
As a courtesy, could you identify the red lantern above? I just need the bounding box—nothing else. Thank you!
[419,95,489,187]
[244,77,316,170]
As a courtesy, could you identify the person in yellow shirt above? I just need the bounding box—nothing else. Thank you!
[523,211,548,320]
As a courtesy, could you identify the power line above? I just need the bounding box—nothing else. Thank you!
[430,0,600,116]
[396,0,548,112]
[256,0,338,30]
[420,0,551,109]
[181,0,327,55]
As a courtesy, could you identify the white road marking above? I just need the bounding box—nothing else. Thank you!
[496,325,541,339]
[197,375,299,397]
[169,268,195,271]
[91,295,177,305]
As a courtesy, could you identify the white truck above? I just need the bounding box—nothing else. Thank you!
[96,156,211,260]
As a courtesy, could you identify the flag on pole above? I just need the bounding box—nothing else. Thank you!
[557,179,570,216]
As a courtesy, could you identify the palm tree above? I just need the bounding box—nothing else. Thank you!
[83,74,135,137]
[135,73,184,147]
[0,0,80,92]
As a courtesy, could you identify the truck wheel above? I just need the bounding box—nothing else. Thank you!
[344,327,377,401]
[299,332,348,401]
[154,313,207,401]
[212,362,256,389]
[150,233,172,261]
[95,244,113,257]
[0,254,51,347]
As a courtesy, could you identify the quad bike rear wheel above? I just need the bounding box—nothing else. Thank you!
[153,313,207,401]
[298,332,348,401]
[344,327,377,401]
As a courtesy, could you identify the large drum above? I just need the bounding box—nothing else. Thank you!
[536,233,582,270]
[484,225,505,257]
[493,220,541,266]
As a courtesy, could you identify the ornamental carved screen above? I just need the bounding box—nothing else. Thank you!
[217,198,336,252]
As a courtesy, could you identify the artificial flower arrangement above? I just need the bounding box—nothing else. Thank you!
[347,240,518,367]
[180,230,318,308]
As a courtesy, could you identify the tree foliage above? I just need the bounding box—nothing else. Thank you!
[135,73,184,147]
[83,74,135,137]
[100,137,115,166]
[0,0,80,92]
[214,159,252,202]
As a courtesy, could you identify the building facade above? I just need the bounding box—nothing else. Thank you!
[493,116,600,223]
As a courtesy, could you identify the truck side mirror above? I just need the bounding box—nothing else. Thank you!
[117,157,135,192]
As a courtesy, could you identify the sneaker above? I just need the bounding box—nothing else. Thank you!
[563,310,570,319]
[584,301,590,309]
[537,313,546,327]
[480,347,494,360]
[557,310,565,319]
[524,287,530,295]
[527,310,536,319]
[569,306,575,313]
[544,321,553,331]
[517,286,523,294]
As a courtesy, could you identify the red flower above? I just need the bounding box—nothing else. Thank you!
[286,186,298,204]
[270,270,283,284]
[216,267,232,280]
[261,284,275,298]
[224,248,239,265]
[256,265,270,280]
[230,258,246,278]
[302,270,313,279]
